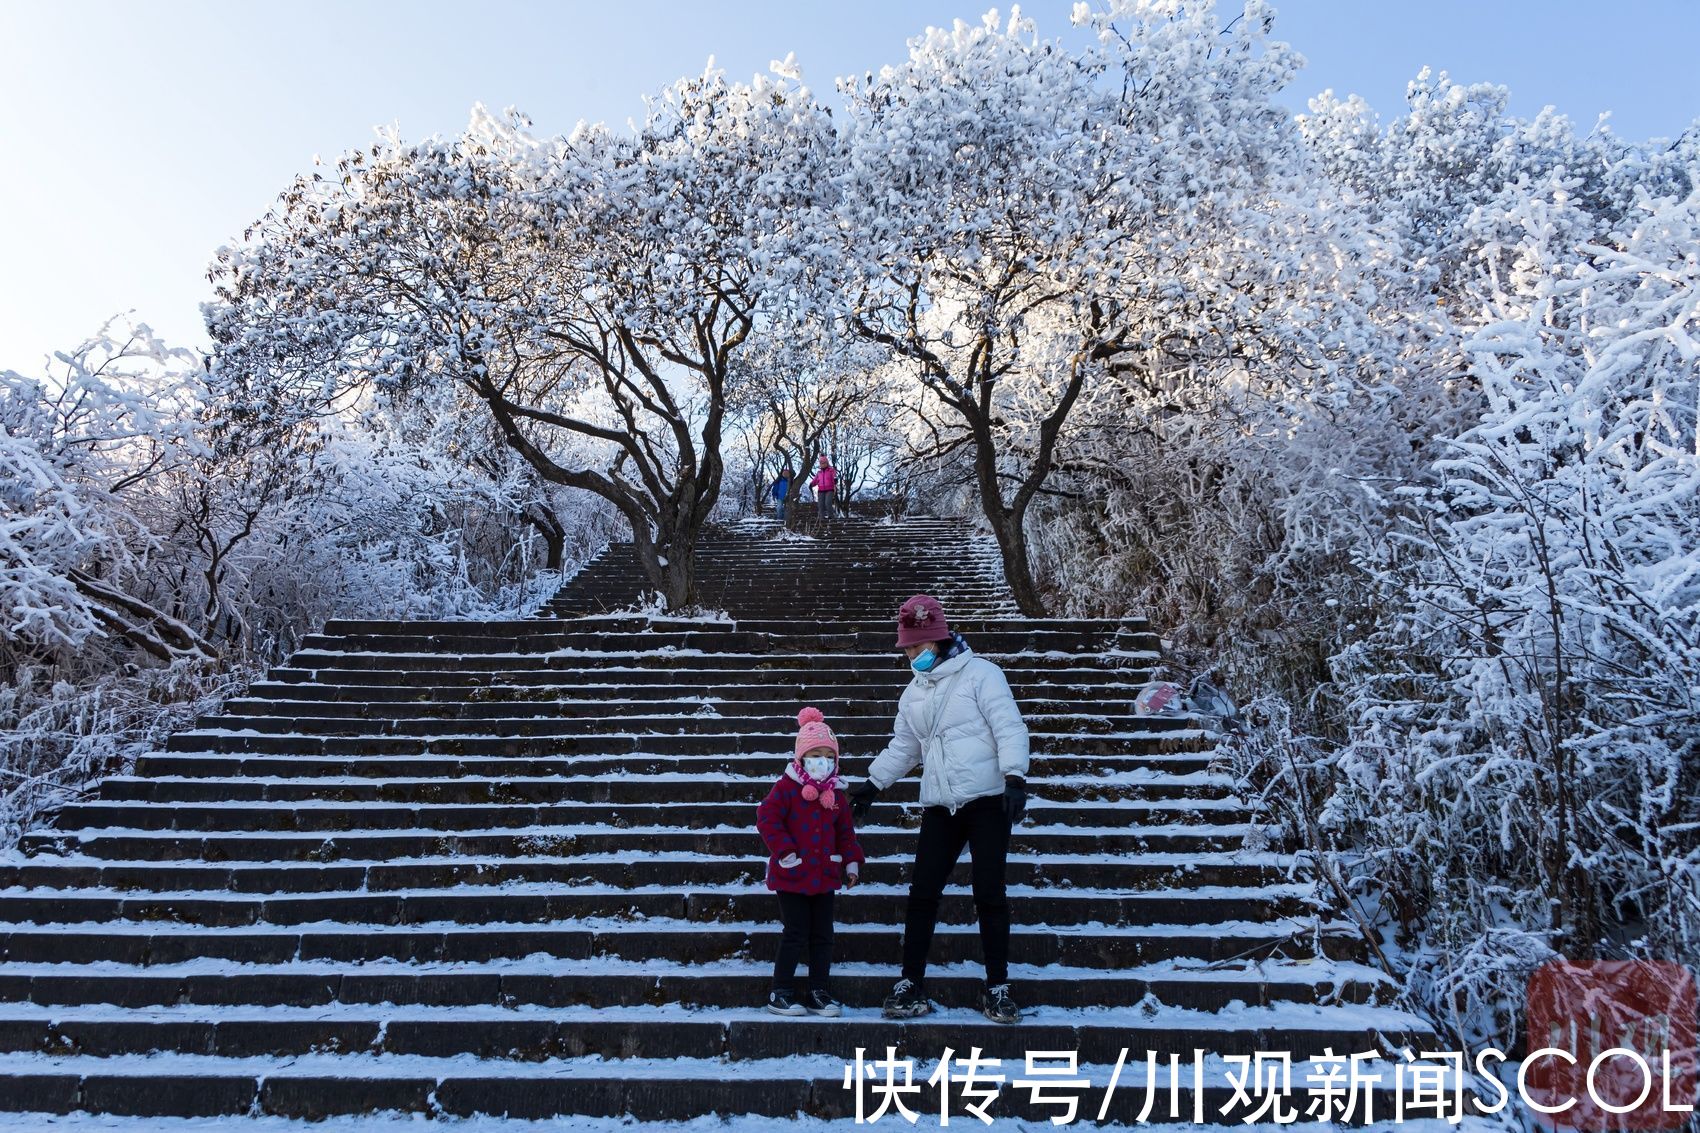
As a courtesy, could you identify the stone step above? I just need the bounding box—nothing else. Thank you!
[97,773,1234,806]
[565,542,1006,556]
[320,616,1152,637]
[48,798,1251,834]
[561,553,1008,569]
[235,676,1158,703]
[257,669,1156,693]
[158,730,1211,757]
[546,583,1013,594]
[546,605,1026,619]
[561,557,1008,573]
[607,535,998,545]
[548,563,1008,580]
[21,825,1259,863]
[548,576,1011,588]
[130,750,1223,780]
[545,596,1018,608]
[0,1051,1448,1124]
[549,594,1016,609]
[190,711,1173,738]
[538,599,1030,620]
[297,628,1138,656]
[544,581,1014,596]
[259,671,1159,698]
[567,557,1006,569]
[730,617,1150,634]
[558,569,1012,583]
[264,656,1157,680]
[272,650,1162,674]
[0,1004,1431,1064]
[0,957,1392,1011]
[297,629,1135,656]
[0,917,1362,967]
[214,691,1159,720]
[0,884,1311,929]
[582,534,993,548]
[0,853,1288,895]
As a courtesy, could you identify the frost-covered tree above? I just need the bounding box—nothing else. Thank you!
[1299,67,1697,302]
[209,69,838,609]
[1,322,219,662]
[3,316,594,840]
[836,1,1335,614]
[1272,173,1700,1046]
[833,8,1119,612]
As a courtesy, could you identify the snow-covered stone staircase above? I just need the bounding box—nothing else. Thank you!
[0,517,1435,1125]
[547,515,1023,619]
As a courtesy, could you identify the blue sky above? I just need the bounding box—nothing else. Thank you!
[2,0,1695,373]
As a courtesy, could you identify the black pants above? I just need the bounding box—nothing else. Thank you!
[774,890,835,993]
[901,793,1011,986]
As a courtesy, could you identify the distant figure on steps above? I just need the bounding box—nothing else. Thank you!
[770,465,793,523]
[808,455,838,526]
[847,594,1030,1025]
[755,706,865,1017]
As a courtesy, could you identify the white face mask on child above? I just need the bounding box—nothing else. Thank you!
[803,755,834,781]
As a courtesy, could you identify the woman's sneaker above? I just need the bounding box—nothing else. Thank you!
[881,978,932,1019]
[803,990,841,1017]
[980,982,1020,1024]
[766,990,808,1016]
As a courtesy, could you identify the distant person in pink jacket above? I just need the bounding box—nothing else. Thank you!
[808,456,838,524]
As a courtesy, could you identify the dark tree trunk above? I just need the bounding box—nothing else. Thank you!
[972,440,1046,617]
[523,505,566,571]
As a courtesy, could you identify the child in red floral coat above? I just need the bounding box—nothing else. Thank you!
[755,706,866,1016]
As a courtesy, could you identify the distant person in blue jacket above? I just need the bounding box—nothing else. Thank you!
[771,466,793,521]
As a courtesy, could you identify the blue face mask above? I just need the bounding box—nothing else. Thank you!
[910,650,938,674]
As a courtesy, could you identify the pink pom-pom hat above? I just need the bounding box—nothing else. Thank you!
[793,706,841,810]
[794,706,840,760]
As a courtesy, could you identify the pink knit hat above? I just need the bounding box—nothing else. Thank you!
[793,707,841,810]
[895,594,952,649]
[794,706,840,761]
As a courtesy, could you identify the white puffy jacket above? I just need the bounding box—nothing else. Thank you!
[865,645,1031,813]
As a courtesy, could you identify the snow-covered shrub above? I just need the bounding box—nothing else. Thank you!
[1317,177,1700,1044]
[0,657,254,849]
[1021,44,1700,1053]
[1,319,602,843]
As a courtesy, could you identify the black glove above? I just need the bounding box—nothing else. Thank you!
[848,780,882,821]
[1003,777,1027,827]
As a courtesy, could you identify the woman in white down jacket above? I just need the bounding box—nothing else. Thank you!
[847,593,1030,1024]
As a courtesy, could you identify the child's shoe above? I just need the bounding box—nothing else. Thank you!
[980,982,1020,1024]
[881,977,932,1018]
[766,989,808,1016]
[803,989,841,1017]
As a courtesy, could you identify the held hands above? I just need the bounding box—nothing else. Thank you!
[1003,776,1027,827]
[847,781,881,821]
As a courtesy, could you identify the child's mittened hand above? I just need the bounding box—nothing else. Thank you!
[778,853,802,869]
[843,861,860,888]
